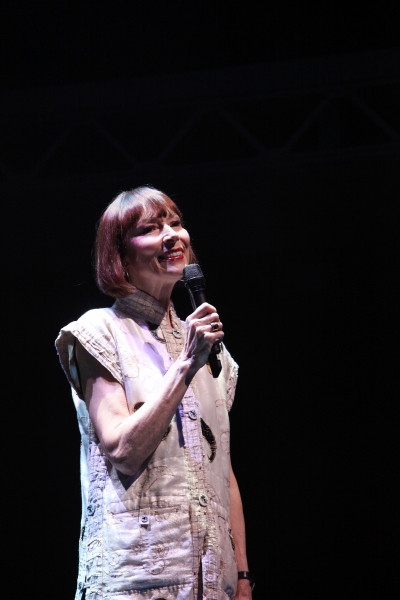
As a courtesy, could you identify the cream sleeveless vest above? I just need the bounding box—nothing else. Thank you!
[55,289,238,600]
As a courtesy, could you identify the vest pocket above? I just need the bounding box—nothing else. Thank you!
[103,502,193,587]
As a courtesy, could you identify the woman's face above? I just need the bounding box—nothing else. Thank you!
[123,210,190,288]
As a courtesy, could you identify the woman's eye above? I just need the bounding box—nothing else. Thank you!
[171,220,181,228]
[141,225,157,234]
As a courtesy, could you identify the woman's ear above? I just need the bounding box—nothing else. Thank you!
[123,262,130,281]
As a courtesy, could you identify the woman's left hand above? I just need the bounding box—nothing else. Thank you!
[234,579,253,599]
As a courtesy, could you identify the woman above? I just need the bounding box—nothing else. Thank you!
[56,186,253,600]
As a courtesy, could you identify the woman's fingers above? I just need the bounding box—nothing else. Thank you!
[185,316,224,352]
[195,315,223,332]
[184,302,224,365]
[194,325,224,344]
[186,304,223,331]
[186,315,223,340]
[189,302,217,319]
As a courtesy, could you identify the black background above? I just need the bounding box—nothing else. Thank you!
[2,3,399,599]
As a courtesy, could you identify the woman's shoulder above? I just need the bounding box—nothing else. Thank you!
[75,306,116,327]
[56,307,115,337]
[55,306,125,392]
[55,302,146,352]
[79,305,119,322]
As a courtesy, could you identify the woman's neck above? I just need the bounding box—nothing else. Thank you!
[130,278,175,326]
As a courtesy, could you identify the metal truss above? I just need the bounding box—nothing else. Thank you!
[1,48,399,192]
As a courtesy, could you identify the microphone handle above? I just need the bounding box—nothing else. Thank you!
[190,289,207,307]
[187,288,222,378]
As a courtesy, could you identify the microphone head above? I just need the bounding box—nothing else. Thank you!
[182,263,204,283]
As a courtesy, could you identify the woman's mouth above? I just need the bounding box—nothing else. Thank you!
[158,249,185,262]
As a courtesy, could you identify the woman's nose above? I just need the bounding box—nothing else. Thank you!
[162,225,179,243]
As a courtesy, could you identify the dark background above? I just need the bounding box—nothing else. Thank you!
[2,3,399,599]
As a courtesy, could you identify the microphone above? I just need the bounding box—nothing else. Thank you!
[182,264,222,378]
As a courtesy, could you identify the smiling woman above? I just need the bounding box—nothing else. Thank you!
[123,209,191,310]
[55,186,253,600]
[95,187,197,299]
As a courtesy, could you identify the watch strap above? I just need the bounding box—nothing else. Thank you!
[238,571,255,590]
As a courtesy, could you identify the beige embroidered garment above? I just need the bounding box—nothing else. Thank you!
[55,288,238,600]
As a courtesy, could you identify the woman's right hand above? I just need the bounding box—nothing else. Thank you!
[182,302,224,375]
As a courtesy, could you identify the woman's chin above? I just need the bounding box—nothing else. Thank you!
[157,264,184,281]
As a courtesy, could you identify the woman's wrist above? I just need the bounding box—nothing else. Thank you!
[237,571,255,591]
[173,353,198,386]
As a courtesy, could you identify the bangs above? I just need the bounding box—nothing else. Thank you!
[118,189,183,238]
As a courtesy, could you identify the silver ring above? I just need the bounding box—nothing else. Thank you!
[210,321,219,332]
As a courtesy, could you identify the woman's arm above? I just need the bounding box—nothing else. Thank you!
[76,302,223,476]
[230,463,253,599]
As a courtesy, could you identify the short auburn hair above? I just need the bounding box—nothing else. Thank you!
[95,186,197,298]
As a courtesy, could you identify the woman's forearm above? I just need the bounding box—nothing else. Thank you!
[230,464,253,598]
[103,356,196,475]
[230,465,249,571]
[77,340,196,475]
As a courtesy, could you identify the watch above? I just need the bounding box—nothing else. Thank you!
[238,571,255,591]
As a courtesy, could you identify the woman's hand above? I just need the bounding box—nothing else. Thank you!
[182,302,224,378]
[234,579,253,600]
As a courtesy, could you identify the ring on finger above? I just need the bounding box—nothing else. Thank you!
[210,321,219,332]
